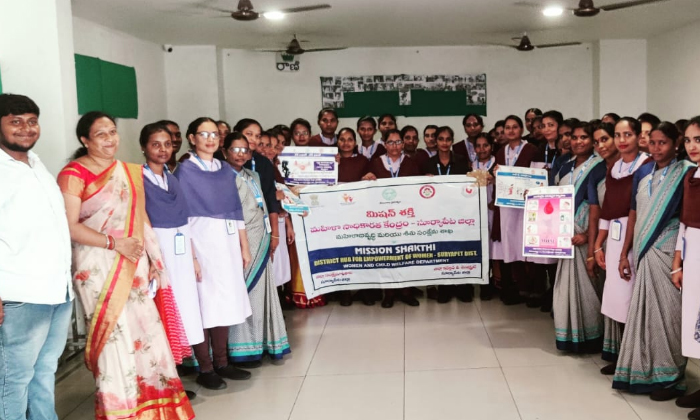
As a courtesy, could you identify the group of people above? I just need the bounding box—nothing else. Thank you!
[2,90,700,420]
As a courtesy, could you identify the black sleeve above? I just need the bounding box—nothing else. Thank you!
[251,153,280,214]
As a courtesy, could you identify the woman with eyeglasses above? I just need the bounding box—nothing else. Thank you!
[285,118,328,309]
[422,126,473,303]
[174,117,253,390]
[363,129,421,308]
[612,122,691,401]
[453,113,483,163]
[222,132,291,366]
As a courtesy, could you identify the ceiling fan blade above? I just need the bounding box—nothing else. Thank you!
[277,4,331,14]
[255,49,285,52]
[536,42,582,48]
[513,1,576,10]
[303,47,348,52]
[599,0,669,11]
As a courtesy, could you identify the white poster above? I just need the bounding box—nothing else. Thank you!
[291,176,489,298]
[495,166,549,208]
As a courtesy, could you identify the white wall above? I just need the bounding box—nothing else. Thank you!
[597,40,647,118]
[221,45,594,140]
[164,45,223,140]
[72,17,168,164]
[647,20,700,121]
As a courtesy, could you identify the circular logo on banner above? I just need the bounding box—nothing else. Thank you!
[419,185,436,199]
[462,183,477,197]
[382,188,397,201]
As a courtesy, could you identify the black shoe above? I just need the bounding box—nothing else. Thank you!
[599,363,616,375]
[185,390,197,400]
[677,390,700,408]
[689,407,700,419]
[479,286,493,301]
[214,365,252,381]
[437,287,452,304]
[401,295,420,307]
[411,287,424,297]
[339,292,353,307]
[176,364,197,377]
[500,293,523,306]
[426,287,438,300]
[362,296,376,306]
[651,387,685,401]
[526,296,543,308]
[455,287,473,303]
[381,297,394,308]
[236,360,262,369]
[196,371,227,390]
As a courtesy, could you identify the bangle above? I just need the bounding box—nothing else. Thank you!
[671,267,683,275]
[594,248,603,254]
[586,257,594,262]
[104,234,110,249]
[108,235,116,251]
[271,235,280,239]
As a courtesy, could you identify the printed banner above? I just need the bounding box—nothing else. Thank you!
[291,176,489,298]
[277,146,338,185]
[276,183,309,214]
[495,166,548,208]
[522,185,575,259]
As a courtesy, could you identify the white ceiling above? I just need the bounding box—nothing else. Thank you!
[71,0,700,50]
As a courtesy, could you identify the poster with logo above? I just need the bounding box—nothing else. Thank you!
[290,176,489,298]
[495,166,549,208]
[522,185,575,259]
[277,146,338,185]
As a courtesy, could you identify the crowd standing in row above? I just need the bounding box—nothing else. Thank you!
[1,91,700,420]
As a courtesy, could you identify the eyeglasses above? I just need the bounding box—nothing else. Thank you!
[228,147,249,154]
[294,131,310,137]
[385,140,404,146]
[196,131,219,139]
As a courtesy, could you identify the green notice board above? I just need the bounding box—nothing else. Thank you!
[75,54,138,118]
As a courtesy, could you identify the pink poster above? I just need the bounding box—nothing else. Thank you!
[522,185,575,259]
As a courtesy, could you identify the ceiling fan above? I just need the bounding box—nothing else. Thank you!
[499,33,581,51]
[515,0,669,17]
[209,0,331,21]
[257,35,347,55]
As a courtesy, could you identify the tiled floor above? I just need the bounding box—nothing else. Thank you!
[56,297,700,420]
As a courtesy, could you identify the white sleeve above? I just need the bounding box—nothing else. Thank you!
[676,222,686,253]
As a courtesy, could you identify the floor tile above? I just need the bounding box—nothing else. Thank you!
[193,377,303,420]
[405,323,499,371]
[55,366,94,419]
[290,373,403,420]
[405,299,483,326]
[307,323,405,376]
[503,364,640,420]
[405,368,521,420]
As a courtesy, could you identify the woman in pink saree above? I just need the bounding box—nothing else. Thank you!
[58,112,194,420]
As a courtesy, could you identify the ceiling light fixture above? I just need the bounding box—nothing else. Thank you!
[543,6,564,16]
[263,11,285,20]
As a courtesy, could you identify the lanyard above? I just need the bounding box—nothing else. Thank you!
[192,152,214,171]
[385,154,404,178]
[506,141,524,166]
[251,157,256,172]
[616,153,642,176]
[544,144,556,167]
[437,163,451,176]
[570,154,595,186]
[647,159,675,197]
[233,169,264,208]
[143,164,169,190]
[476,157,494,170]
[360,142,376,159]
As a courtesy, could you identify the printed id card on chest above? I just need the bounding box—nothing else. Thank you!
[174,232,186,255]
[264,215,272,234]
[226,219,238,235]
[610,220,622,241]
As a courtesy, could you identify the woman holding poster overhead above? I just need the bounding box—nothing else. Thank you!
[551,122,604,353]
[493,115,539,305]
[593,117,650,375]
[363,129,421,308]
[612,122,692,399]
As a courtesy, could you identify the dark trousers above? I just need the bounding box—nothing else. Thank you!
[192,326,229,373]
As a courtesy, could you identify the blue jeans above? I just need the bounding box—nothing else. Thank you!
[0,300,72,420]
